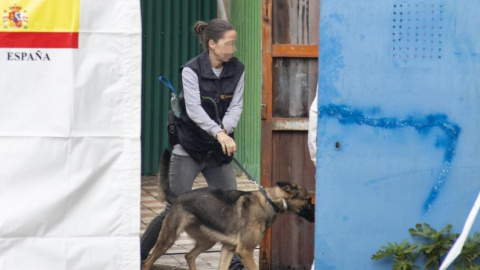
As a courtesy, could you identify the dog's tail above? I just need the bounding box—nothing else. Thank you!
[157,149,176,204]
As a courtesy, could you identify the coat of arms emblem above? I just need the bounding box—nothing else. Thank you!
[3,4,28,29]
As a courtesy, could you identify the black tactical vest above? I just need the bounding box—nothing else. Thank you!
[176,51,244,164]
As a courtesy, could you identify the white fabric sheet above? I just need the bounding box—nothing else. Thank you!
[0,1,141,269]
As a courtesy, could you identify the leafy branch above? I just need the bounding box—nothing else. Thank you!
[409,223,458,269]
[372,223,480,269]
[372,239,420,270]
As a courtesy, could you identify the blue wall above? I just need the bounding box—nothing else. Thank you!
[315,1,480,268]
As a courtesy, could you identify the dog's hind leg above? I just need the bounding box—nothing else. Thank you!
[184,225,216,270]
[142,214,187,270]
[218,245,236,270]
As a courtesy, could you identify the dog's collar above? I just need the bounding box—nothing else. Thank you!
[260,188,280,213]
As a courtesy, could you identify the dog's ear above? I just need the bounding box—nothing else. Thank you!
[276,181,290,188]
[277,181,299,196]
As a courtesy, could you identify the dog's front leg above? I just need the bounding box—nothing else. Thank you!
[218,245,235,270]
[236,249,258,270]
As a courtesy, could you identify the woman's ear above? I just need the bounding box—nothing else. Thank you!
[208,39,216,50]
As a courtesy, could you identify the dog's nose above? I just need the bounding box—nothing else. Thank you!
[298,205,315,223]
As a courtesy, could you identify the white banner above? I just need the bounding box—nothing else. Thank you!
[0,0,141,269]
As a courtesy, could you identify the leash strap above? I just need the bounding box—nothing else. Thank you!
[201,96,224,129]
[232,157,257,185]
[232,157,280,213]
[260,188,280,213]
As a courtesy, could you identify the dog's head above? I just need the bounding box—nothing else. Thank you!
[276,182,315,223]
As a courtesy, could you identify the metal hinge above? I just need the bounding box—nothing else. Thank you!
[263,0,269,22]
[261,104,267,120]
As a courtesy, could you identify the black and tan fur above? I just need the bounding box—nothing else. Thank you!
[142,150,315,270]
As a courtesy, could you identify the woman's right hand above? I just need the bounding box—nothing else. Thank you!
[216,130,237,156]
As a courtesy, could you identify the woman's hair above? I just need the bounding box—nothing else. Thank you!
[194,19,235,51]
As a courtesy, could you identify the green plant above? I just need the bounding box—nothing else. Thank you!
[453,232,480,269]
[409,223,458,270]
[373,224,480,269]
[371,239,420,270]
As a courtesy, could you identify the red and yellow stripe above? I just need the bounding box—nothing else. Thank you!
[0,0,80,48]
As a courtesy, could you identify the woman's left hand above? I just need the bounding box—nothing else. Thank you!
[216,130,237,156]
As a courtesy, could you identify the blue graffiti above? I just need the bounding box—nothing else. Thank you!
[320,104,461,212]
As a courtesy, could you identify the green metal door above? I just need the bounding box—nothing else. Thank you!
[230,0,262,182]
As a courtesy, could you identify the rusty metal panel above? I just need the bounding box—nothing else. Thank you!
[230,0,262,181]
[260,0,319,269]
[271,131,316,269]
[141,0,216,175]
[272,0,320,45]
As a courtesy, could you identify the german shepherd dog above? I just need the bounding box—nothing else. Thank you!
[142,150,315,270]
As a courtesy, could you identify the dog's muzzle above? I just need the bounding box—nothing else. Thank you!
[297,204,315,223]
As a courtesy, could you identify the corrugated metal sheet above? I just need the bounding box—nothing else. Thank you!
[230,0,262,182]
[141,0,217,175]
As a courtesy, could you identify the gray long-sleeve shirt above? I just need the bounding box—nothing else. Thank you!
[173,66,245,156]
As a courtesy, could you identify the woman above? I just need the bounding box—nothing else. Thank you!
[141,19,245,270]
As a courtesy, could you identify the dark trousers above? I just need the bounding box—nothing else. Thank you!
[140,153,244,269]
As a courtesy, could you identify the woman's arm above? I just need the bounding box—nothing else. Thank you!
[222,71,245,134]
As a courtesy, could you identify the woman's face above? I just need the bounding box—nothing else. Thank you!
[209,30,237,63]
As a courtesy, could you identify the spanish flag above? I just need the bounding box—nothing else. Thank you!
[0,0,79,48]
